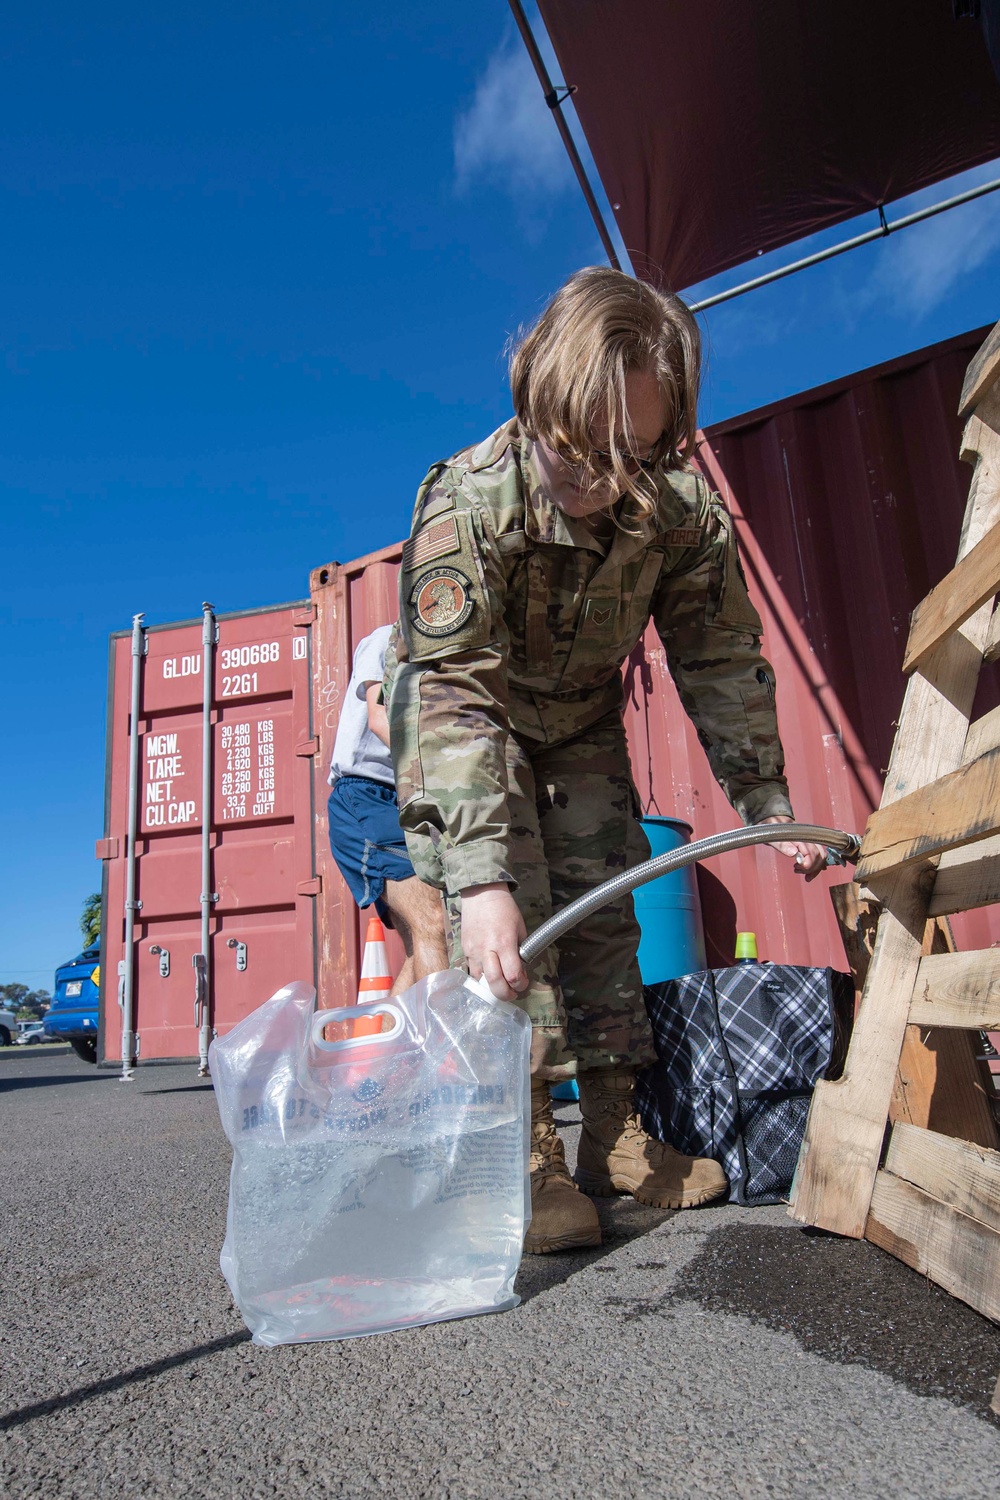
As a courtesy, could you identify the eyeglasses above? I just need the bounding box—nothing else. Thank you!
[590,437,664,475]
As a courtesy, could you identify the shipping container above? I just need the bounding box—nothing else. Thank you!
[99,601,319,1065]
[99,327,1000,1064]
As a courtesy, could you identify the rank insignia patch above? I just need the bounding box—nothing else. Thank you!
[410,567,475,637]
[402,516,461,572]
[664,526,702,548]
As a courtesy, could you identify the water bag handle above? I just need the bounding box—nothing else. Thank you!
[466,975,503,1005]
[310,1003,404,1052]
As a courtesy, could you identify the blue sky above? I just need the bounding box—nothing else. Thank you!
[3,2,999,986]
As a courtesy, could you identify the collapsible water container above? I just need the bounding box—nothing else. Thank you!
[210,974,531,1345]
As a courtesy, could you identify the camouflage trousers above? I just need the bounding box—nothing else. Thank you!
[414,711,656,1079]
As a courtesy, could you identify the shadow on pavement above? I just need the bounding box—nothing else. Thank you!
[639,1223,1000,1422]
[0,1049,70,1063]
[515,1196,675,1303]
[512,1098,677,1302]
[0,1073,116,1094]
[142,1084,216,1095]
[0,1330,251,1432]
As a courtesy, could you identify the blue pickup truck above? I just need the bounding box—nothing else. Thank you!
[44,944,101,1062]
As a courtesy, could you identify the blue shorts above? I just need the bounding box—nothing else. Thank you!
[327,776,415,917]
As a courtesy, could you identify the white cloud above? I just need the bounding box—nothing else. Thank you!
[861,164,1000,320]
[699,295,796,360]
[454,40,572,196]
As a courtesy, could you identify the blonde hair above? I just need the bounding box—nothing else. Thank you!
[510,266,701,510]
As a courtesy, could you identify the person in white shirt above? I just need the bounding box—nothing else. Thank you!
[327,625,448,994]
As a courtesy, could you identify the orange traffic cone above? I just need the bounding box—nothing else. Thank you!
[354,914,392,1036]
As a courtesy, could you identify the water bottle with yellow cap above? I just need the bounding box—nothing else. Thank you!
[735,932,758,965]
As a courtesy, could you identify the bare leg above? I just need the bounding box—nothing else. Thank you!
[382,876,449,994]
[393,955,417,995]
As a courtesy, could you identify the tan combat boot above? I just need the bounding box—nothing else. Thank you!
[524,1076,602,1254]
[575,1070,728,1209]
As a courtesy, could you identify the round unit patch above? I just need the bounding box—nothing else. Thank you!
[410,566,475,637]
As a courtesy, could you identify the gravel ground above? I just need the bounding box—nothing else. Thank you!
[3,1047,1000,1500]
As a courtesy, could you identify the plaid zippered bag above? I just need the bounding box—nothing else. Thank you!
[636,964,853,1205]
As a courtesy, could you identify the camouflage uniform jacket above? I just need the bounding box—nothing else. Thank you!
[390,419,793,896]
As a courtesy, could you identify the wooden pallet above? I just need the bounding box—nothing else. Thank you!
[788,321,1000,1412]
[829,884,998,1149]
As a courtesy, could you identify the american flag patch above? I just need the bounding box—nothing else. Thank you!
[664,525,702,547]
[402,516,460,572]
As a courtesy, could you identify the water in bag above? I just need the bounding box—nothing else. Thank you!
[210,973,532,1345]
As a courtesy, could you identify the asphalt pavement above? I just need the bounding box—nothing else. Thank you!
[3,1047,1000,1499]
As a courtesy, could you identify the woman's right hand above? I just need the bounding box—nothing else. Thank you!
[460,883,529,1002]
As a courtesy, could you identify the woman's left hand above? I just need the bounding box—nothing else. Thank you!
[758,815,827,881]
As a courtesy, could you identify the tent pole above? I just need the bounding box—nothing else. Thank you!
[507,0,622,271]
[689,176,1000,312]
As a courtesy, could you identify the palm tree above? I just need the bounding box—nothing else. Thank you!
[80,893,101,947]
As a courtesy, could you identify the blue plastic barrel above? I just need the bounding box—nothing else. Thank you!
[633,817,707,984]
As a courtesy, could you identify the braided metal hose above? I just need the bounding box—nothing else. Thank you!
[519,823,862,964]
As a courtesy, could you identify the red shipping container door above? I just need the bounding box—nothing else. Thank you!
[693,325,1000,968]
[99,602,319,1064]
[629,327,1000,969]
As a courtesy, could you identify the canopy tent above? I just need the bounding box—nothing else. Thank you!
[534,0,1000,291]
